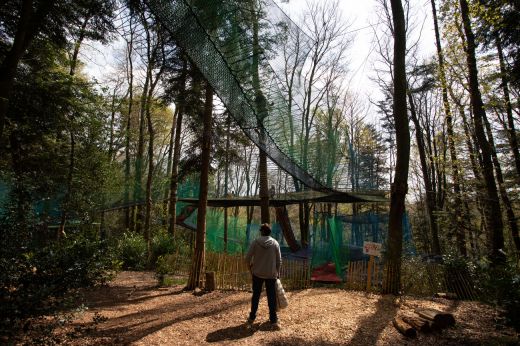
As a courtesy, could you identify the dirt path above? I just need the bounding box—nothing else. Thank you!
[20,271,518,345]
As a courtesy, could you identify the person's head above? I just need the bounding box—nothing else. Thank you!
[259,223,271,236]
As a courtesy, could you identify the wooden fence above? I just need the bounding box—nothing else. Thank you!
[279,258,311,290]
[401,260,478,300]
[344,258,477,300]
[163,251,311,291]
[345,259,383,291]
[203,252,250,291]
[162,252,477,299]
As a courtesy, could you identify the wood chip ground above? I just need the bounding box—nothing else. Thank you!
[13,271,519,345]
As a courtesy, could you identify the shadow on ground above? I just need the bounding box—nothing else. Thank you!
[348,294,398,345]
[266,337,343,346]
[206,323,256,342]
[72,289,250,344]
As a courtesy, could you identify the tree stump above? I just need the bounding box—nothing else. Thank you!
[205,271,216,292]
[393,316,417,338]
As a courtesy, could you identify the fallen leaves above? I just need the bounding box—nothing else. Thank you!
[12,271,519,345]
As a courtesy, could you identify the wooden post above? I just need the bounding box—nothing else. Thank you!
[205,271,216,292]
[367,255,374,290]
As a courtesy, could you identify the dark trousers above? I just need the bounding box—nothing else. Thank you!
[249,275,277,323]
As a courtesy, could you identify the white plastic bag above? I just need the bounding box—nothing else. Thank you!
[275,278,288,310]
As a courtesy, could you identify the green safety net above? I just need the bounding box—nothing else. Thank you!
[310,216,349,280]
[328,217,348,278]
[146,0,348,192]
[309,212,414,281]
[182,205,288,255]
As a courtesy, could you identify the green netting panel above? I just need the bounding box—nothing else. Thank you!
[309,212,418,281]
[183,207,264,254]
[328,217,349,279]
[177,178,200,198]
[270,222,285,247]
[1,180,68,221]
[206,209,248,254]
[310,215,333,269]
[340,212,415,258]
[147,0,337,192]
[343,213,387,248]
[403,213,416,255]
[145,0,390,192]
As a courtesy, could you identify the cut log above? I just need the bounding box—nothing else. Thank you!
[434,292,458,300]
[393,317,417,338]
[415,308,455,329]
[401,315,432,333]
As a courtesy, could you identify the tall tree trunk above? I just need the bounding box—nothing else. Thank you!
[168,57,188,236]
[125,16,135,231]
[163,107,178,224]
[259,146,270,224]
[384,0,408,295]
[483,112,520,252]
[458,98,486,254]
[251,0,270,224]
[298,202,305,246]
[69,15,90,76]
[455,99,482,256]
[187,82,213,290]
[134,69,150,234]
[495,35,520,184]
[142,22,165,252]
[407,91,441,254]
[108,87,118,160]
[459,0,505,265]
[144,84,155,256]
[223,112,231,252]
[431,0,466,256]
[244,144,257,244]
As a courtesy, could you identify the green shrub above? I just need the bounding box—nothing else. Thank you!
[174,237,192,257]
[0,228,119,331]
[154,237,191,285]
[155,255,172,285]
[476,262,520,332]
[117,232,147,270]
[150,230,176,264]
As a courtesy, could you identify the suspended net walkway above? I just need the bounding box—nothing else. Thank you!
[146,0,349,192]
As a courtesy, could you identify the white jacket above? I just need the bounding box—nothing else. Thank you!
[245,236,281,279]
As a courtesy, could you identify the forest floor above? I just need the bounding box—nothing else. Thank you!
[11,271,519,345]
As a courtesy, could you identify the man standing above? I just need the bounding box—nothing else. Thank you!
[245,223,282,329]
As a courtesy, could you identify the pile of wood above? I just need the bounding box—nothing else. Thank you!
[393,308,456,338]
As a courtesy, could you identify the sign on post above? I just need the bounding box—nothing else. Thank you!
[363,241,382,257]
[363,241,382,291]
